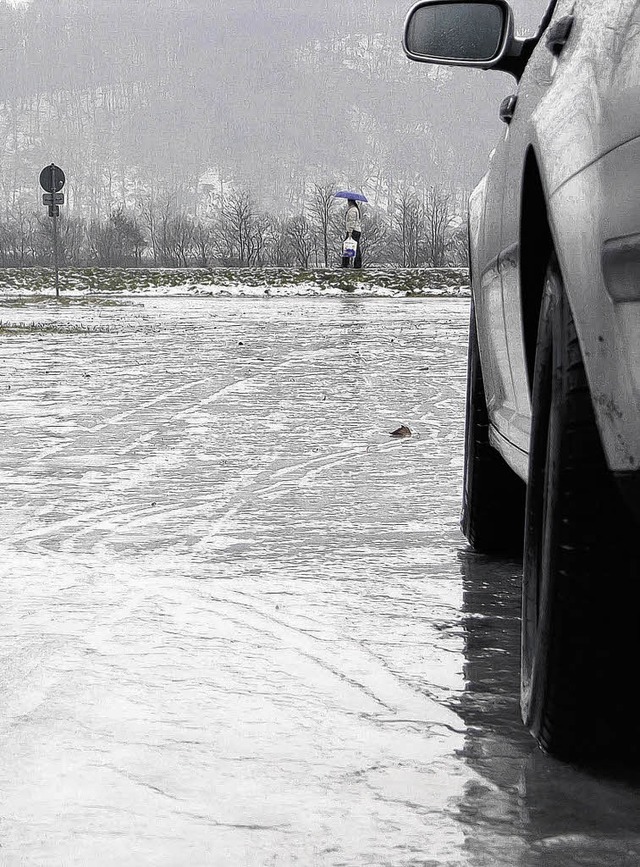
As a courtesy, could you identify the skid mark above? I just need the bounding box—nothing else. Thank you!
[27,376,246,464]
[10,426,441,551]
[117,429,161,455]
[23,348,318,468]
[198,589,464,733]
[3,501,155,544]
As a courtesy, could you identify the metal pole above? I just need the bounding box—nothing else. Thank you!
[52,208,60,299]
[50,164,59,298]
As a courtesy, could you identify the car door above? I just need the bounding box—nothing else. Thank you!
[474,130,514,450]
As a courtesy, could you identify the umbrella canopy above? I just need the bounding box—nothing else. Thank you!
[334,190,368,203]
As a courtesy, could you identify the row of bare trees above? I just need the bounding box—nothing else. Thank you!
[0,185,468,269]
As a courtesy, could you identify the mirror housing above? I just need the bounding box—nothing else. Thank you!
[403,0,534,81]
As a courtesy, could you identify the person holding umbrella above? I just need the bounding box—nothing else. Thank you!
[335,191,366,269]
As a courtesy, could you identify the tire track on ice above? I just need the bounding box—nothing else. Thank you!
[24,351,309,465]
[5,439,372,549]
[197,588,465,736]
[8,354,314,545]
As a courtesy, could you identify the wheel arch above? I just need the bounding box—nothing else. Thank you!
[519,147,554,395]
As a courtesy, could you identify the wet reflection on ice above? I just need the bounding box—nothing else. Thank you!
[456,550,640,866]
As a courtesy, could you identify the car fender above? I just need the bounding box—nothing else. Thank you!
[527,0,640,474]
[548,141,640,474]
[528,120,640,474]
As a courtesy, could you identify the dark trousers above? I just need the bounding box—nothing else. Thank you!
[341,230,362,269]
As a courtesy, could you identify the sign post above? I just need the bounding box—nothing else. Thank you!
[39,164,66,298]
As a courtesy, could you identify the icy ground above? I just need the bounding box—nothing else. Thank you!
[1,295,640,867]
[0,266,470,299]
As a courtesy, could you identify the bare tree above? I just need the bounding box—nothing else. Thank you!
[247,214,272,266]
[0,221,17,267]
[109,207,145,265]
[192,222,214,267]
[423,186,458,267]
[359,211,388,266]
[286,215,314,268]
[446,223,469,267]
[218,191,256,266]
[265,216,293,266]
[166,214,196,267]
[393,190,423,267]
[308,183,336,266]
[2,207,38,266]
[138,193,173,266]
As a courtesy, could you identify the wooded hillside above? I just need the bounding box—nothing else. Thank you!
[0,0,512,220]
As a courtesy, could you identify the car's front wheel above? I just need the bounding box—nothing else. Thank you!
[521,258,640,761]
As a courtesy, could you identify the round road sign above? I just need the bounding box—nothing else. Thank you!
[39,164,65,193]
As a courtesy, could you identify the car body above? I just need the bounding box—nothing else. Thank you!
[403,0,640,761]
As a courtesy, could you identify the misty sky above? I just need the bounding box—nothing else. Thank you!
[6,0,552,20]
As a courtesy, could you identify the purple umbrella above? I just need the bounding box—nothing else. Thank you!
[334,190,368,202]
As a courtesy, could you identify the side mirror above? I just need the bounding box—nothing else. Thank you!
[403,0,531,80]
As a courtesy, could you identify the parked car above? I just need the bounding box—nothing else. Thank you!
[403,0,640,762]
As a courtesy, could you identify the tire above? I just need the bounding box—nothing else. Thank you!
[461,302,526,554]
[521,258,640,761]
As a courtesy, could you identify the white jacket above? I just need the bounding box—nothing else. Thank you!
[345,205,362,233]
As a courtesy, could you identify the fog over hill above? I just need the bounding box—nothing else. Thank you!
[0,0,549,218]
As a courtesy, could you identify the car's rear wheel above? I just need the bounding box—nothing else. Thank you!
[461,303,526,554]
[521,258,640,761]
